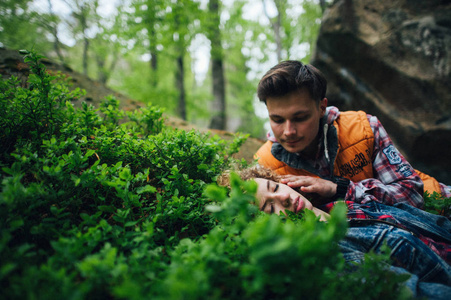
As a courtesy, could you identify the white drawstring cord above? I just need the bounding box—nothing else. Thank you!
[323,123,330,163]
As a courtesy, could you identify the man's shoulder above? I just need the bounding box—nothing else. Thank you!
[334,110,374,148]
[335,110,372,129]
[337,109,369,119]
[326,106,371,125]
[255,140,273,160]
[254,141,286,170]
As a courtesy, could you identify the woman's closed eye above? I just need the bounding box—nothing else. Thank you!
[260,200,274,213]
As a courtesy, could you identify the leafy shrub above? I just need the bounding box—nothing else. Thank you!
[0,50,410,299]
[159,175,410,300]
[424,191,451,219]
[0,50,244,299]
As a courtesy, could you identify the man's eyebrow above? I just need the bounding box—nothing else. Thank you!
[267,180,270,191]
[269,110,309,118]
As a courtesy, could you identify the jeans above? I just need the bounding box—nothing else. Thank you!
[358,201,451,243]
[339,201,451,299]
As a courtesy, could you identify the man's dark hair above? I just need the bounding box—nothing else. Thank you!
[257,60,327,104]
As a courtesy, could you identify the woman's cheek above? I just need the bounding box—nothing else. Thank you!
[304,200,313,210]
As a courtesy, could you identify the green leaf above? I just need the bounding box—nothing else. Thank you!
[204,184,227,202]
[98,205,115,213]
[205,205,222,213]
[136,185,157,194]
[125,220,139,227]
[85,149,95,157]
[119,167,131,180]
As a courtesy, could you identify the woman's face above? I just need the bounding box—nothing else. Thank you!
[254,178,313,214]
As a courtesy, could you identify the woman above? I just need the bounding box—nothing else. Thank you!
[219,166,451,298]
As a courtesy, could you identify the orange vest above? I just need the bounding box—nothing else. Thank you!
[255,111,442,195]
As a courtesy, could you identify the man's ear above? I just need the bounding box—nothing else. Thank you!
[320,98,328,116]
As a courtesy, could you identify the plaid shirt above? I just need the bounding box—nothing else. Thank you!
[267,107,451,208]
[323,201,451,265]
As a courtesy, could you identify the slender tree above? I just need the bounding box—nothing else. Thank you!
[263,0,285,62]
[133,0,165,88]
[46,0,65,64]
[167,0,200,120]
[221,0,263,136]
[261,0,325,63]
[0,0,50,52]
[91,1,124,84]
[207,0,226,130]
[62,0,98,76]
[145,0,162,87]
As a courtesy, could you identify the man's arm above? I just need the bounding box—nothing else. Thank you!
[282,115,424,208]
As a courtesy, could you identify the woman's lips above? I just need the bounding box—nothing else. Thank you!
[294,196,304,213]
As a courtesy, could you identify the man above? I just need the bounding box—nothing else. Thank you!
[254,60,451,208]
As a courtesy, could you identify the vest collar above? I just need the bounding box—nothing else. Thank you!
[271,114,339,178]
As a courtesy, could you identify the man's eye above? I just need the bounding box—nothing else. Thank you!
[294,116,308,122]
[271,118,284,124]
[274,184,279,192]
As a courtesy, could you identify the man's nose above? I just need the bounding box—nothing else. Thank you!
[284,121,296,136]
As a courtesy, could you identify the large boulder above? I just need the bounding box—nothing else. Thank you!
[311,0,451,182]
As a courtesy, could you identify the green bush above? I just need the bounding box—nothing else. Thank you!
[424,191,451,218]
[0,50,410,299]
[160,175,410,300]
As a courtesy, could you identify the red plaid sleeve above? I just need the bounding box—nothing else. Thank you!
[344,115,424,208]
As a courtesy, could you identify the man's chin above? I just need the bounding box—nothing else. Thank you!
[282,143,304,153]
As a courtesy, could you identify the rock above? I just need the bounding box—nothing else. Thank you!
[311,0,451,182]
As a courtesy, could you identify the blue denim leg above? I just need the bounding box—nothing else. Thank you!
[389,266,451,300]
[351,201,451,244]
[340,224,451,298]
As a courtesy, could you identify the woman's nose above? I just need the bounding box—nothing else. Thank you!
[276,193,290,207]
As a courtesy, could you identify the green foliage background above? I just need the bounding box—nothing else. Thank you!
[0,0,329,139]
[0,50,416,299]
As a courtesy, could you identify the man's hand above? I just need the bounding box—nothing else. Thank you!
[280,175,337,199]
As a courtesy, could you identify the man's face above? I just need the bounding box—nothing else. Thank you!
[266,89,327,155]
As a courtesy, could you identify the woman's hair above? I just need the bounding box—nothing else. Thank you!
[218,165,281,188]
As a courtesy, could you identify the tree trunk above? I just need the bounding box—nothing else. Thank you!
[82,36,89,76]
[95,53,107,84]
[149,24,158,87]
[80,4,89,76]
[175,54,186,120]
[47,0,65,64]
[263,0,283,62]
[208,0,226,130]
[146,0,159,88]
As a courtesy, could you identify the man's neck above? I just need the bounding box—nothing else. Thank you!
[299,134,321,160]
